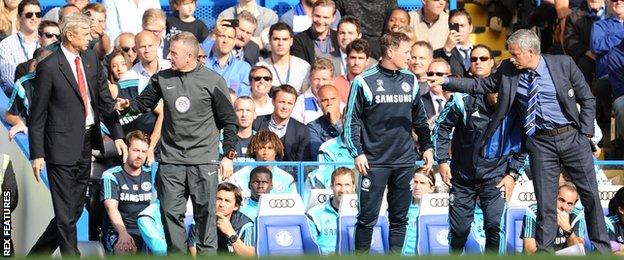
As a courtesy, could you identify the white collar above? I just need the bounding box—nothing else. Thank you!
[429,91,445,101]
[60,44,80,63]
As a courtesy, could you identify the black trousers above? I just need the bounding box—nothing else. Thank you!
[526,129,611,254]
[28,129,92,256]
[354,166,414,253]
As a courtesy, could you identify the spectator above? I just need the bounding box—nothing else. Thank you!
[141,8,168,59]
[608,41,624,145]
[402,167,435,256]
[434,9,475,77]
[306,167,355,255]
[257,22,310,92]
[408,41,434,95]
[280,0,341,34]
[307,84,343,159]
[408,0,449,50]
[215,183,255,256]
[521,182,585,254]
[84,3,112,59]
[114,32,137,63]
[292,57,340,124]
[103,0,160,44]
[166,0,209,43]
[239,166,273,222]
[249,65,274,116]
[233,11,260,66]
[606,186,624,255]
[217,0,278,38]
[1,0,20,39]
[42,0,87,22]
[106,49,132,99]
[206,24,251,97]
[197,46,206,65]
[564,0,606,85]
[292,0,339,66]
[230,131,297,195]
[331,15,362,76]
[231,96,257,161]
[13,20,59,80]
[0,0,42,96]
[384,7,410,33]
[253,84,311,161]
[590,0,624,79]
[469,45,496,77]
[335,0,396,57]
[333,38,372,103]
[100,130,153,254]
[422,58,451,125]
[57,4,80,22]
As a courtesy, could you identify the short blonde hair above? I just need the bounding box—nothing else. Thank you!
[170,31,199,58]
[60,13,91,42]
[142,8,166,27]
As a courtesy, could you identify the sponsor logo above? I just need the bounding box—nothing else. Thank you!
[429,198,450,207]
[436,230,449,246]
[374,94,412,104]
[600,191,617,201]
[361,178,371,189]
[275,230,294,247]
[316,193,331,203]
[166,85,176,90]
[401,82,411,93]
[121,184,129,190]
[518,192,537,201]
[568,89,574,98]
[175,96,191,113]
[376,79,385,92]
[349,198,357,208]
[141,182,151,192]
[268,198,296,208]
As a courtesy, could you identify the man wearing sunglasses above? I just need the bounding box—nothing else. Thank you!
[13,21,59,81]
[0,0,42,96]
[421,59,452,125]
[433,9,475,78]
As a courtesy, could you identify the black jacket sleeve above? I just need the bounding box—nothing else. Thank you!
[28,60,53,159]
[129,74,163,114]
[95,53,124,140]
[444,61,505,94]
[431,95,462,163]
[211,76,239,154]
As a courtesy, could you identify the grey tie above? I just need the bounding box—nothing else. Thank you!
[436,98,444,114]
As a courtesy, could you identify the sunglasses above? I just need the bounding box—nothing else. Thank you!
[198,55,207,59]
[121,47,135,53]
[252,76,272,81]
[470,56,491,62]
[24,12,43,19]
[40,32,59,39]
[426,72,446,77]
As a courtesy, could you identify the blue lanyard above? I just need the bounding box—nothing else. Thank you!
[270,57,291,86]
[16,33,37,60]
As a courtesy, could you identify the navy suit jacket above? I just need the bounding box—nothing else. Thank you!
[433,47,469,77]
[444,54,595,151]
[252,114,311,161]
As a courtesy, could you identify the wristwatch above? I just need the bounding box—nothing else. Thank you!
[227,234,239,245]
[225,149,237,160]
[507,169,520,181]
[562,228,573,238]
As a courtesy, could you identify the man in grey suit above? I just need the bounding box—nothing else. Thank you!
[426,29,610,254]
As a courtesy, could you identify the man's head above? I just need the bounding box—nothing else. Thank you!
[448,9,472,46]
[317,85,341,119]
[249,166,273,200]
[337,16,361,53]
[197,47,206,65]
[59,4,81,22]
[587,0,605,11]
[83,3,106,39]
[345,38,370,77]
[423,0,447,17]
[249,66,273,97]
[330,167,355,203]
[427,58,451,95]
[235,10,257,48]
[142,8,166,40]
[271,84,298,121]
[506,29,541,70]
[609,0,624,18]
[309,57,335,97]
[167,32,199,72]
[170,0,196,18]
[216,182,243,217]
[124,130,150,170]
[214,25,237,56]
[234,96,257,130]
[269,22,294,57]
[386,8,410,32]
[247,131,285,161]
[412,167,435,201]
[469,44,494,77]
[380,32,412,70]
[38,20,60,47]
[409,41,434,77]
[67,0,88,10]
[608,187,624,217]
[18,0,42,34]
[135,30,159,64]
[115,32,137,62]
[311,0,336,36]
[60,13,92,52]
[557,182,579,213]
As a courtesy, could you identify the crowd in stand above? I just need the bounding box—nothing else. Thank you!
[3,0,624,256]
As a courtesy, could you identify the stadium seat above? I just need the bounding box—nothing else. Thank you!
[505,181,536,254]
[335,194,389,255]
[52,241,105,257]
[306,189,333,211]
[256,193,320,256]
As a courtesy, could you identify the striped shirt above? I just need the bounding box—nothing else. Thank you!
[0,32,38,95]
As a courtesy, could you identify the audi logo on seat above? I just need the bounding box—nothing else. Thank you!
[317,194,331,203]
[268,199,296,208]
[518,192,536,201]
[429,198,449,207]
[349,199,357,208]
[600,191,617,201]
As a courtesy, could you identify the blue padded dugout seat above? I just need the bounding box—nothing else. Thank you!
[335,194,389,255]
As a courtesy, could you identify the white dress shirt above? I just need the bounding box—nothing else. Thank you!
[61,45,95,127]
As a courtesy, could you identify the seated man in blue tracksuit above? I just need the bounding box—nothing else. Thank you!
[239,166,273,222]
[606,187,624,255]
[402,167,436,256]
[306,167,356,255]
[432,46,526,254]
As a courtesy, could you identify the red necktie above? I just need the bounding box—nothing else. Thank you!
[74,56,89,118]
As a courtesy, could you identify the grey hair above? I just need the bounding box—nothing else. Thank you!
[506,29,541,54]
[114,32,135,47]
[170,32,199,58]
[60,13,91,42]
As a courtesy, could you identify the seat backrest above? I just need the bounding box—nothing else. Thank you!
[505,207,527,254]
[52,241,105,257]
[507,181,536,208]
[307,189,333,211]
[335,194,389,254]
[256,194,320,256]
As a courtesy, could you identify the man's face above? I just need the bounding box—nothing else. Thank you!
[215,27,237,55]
[412,174,434,200]
[469,47,494,77]
[387,9,410,32]
[125,139,148,170]
[311,5,335,36]
[317,86,341,118]
[409,45,432,76]
[167,40,190,71]
[389,41,412,69]
[508,44,536,70]
[68,25,93,51]
[309,69,333,97]
[251,68,273,96]
[424,0,447,16]
[337,22,361,52]
[68,0,89,10]
[449,14,472,45]
[235,99,256,129]
[610,0,624,16]
[20,4,42,34]
[119,35,137,62]
[587,0,605,10]
[427,61,450,95]
[59,5,80,20]
[256,142,277,162]
[250,172,272,199]
[215,190,238,217]
[136,34,158,64]
[557,188,578,213]
[270,30,293,56]
[39,26,60,47]
[87,10,106,38]
[347,50,368,76]
[143,22,165,40]
[331,174,354,203]
[272,91,297,120]
[235,19,256,48]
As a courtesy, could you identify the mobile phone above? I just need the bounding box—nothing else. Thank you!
[224,19,239,28]
[449,23,459,32]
